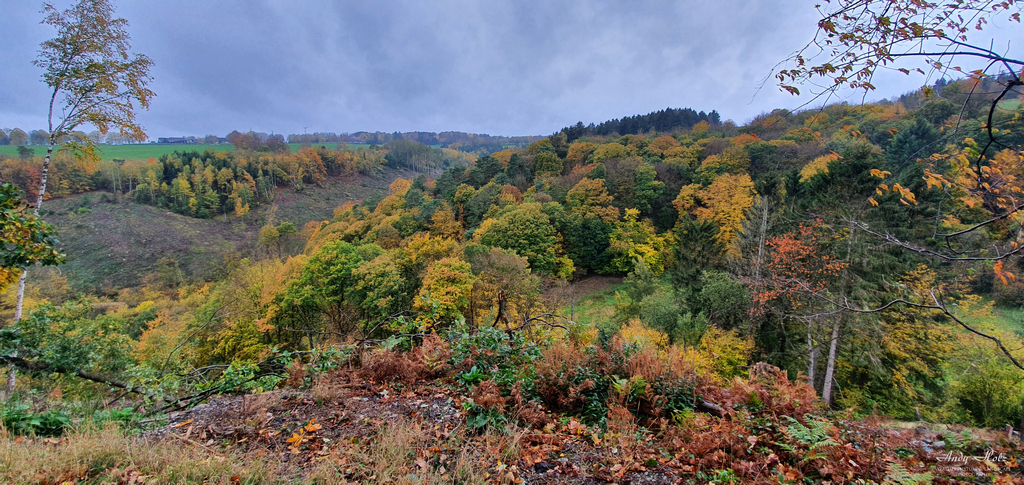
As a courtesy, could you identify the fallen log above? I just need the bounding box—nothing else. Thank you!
[696,399,725,417]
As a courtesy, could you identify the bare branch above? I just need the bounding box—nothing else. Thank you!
[855,221,1024,261]
[834,294,1024,371]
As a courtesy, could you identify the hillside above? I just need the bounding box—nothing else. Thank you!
[3,79,1024,484]
[31,166,418,292]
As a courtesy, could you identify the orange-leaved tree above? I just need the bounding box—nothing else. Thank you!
[746,221,847,401]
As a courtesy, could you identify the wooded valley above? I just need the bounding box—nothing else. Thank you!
[3,0,1024,482]
[4,73,1024,482]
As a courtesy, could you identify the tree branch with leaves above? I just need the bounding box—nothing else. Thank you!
[777,0,1024,378]
[776,0,1021,98]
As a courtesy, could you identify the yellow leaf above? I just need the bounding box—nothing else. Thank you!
[869,197,879,206]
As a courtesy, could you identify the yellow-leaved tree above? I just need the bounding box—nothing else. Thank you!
[673,173,755,254]
[416,257,476,329]
[565,178,619,223]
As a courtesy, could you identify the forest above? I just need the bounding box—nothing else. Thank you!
[3,0,1024,479]
[3,69,1024,482]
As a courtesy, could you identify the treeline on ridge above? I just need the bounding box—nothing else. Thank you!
[0,141,475,218]
[561,107,722,142]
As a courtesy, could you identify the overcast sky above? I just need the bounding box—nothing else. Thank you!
[1,1,1019,139]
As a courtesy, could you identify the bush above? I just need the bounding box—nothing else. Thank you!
[464,380,508,432]
[532,336,701,426]
[699,326,754,380]
[361,348,428,385]
[638,289,680,336]
[533,340,627,425]
[1,404,71,437]
[693,271,750,330]
[618,318,668,349]
[674,311,710,348]
[446,326,541,392]
[948,348,1024,428]
[0,300,135,379]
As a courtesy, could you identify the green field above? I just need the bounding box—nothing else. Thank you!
[0,142,370,161]
[998,99,1021,111]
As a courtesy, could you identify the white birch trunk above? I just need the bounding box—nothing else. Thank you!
[8,143,54,394]
[821,319,841,404]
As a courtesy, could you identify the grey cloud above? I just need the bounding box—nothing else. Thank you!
[3,0,994,139]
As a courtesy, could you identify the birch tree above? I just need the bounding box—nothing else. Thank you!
[14,0,154,323]
[9,0,153,393]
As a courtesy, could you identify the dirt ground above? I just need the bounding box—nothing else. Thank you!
[151,367,1024,484]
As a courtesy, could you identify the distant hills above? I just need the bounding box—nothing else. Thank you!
[282,107,722,152]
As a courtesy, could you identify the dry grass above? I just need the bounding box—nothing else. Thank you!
[310,376,339,403]
[325,418,493,484]
[0,424,282,484]
[0,418,503,484]
[235,392,275,429]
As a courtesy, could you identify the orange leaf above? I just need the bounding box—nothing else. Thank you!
[304,419,322,433]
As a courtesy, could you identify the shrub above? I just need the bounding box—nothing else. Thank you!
[446,326,541,392]
[674,311,710,348]
[699,326,753,380]
[638,289,680,334]
[1,404,71,437]
[464,380,508,432]
[533,340,627,425]
[694,271,750,330]
[618,318,668,349]
[531,336,703,426]
[360,348,428,385]
[625,346,705,420]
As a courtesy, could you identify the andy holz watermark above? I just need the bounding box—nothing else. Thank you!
[935,449,1012,475]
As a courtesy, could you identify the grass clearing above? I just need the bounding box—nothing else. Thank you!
[555,276,625,330]
[953,297,1022,337]
[33,193,259,291]
[998,99,1021,111]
